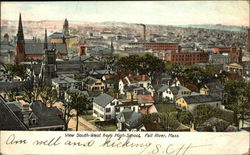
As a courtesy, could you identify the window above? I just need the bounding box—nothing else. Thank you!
[106,108,111,113]
[106,115,111,120]
[116,107,120,112]
[133,107,136,111]
[111,102,115,106]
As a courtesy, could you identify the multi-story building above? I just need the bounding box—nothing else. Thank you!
[121,42,181,52]
[165,51,209,65]
[213,46,241,63]
[92,93,120,121]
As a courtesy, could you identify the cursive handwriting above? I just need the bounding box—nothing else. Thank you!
[100,136,152,154]
[5,134,27,145]
[4,133,212,155]
[64,139,95,147]
[152,143,212,155]
[33,136,61,146]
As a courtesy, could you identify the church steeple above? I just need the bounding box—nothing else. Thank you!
[111,38,114,54]
[15,13,25,64]
[44,28,48,49]
[63,18,69,36]
[17,13,24,43]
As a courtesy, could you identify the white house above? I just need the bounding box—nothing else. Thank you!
[157,84,191,102]
[93,93,121,121]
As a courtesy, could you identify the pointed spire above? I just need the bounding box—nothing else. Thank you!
[18,13,23,33]
[44,28,48,49]
[111,38,114,53]
[17,13,24,43]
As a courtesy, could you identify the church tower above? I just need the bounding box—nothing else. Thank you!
[15,13,25,64]
[63,18,69,36]
[43,28,48,49]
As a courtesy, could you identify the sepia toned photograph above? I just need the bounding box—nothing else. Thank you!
[0,1,249,155]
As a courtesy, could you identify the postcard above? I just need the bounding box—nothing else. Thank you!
[0,1,249,155]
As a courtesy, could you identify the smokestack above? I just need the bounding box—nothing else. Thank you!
[137,24,146,42]
[143,24,146,42]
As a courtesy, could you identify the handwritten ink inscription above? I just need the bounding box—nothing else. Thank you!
[4,133,211,155]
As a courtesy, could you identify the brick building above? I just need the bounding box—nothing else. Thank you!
[125,42,181,52]
[213,46,241,63]
[165,51,209,65]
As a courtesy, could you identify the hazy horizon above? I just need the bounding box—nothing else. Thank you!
[1,1,249,27]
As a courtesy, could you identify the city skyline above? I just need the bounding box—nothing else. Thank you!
[1,1,249,26]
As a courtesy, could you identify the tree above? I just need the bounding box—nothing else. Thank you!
[40,86,58,107]
[103,54,118,70]
[2,63,27,80]
[116,54,165,81]
[67,91,91,131]
[193,104,215,127]
[177,110,193,125]
[224,80,247,127]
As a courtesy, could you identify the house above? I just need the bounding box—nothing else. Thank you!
[139,104,158,115]
[69,55,105,73]
[52,76,81,99]
[0,95,28,130]
[202,117,233,132]
[115,99,139,115]
[239,116,250,131]
[200,82,225,101]
[84,76,106,92]
[89,69,116,79]
[123,85,145,100]
[118,74,151,95]
[29,100,64,131]
[137,94,154,107]
[93,93,120,121]
[0,81,28,101]
[224,63,243,75]
[101,74,120,90]
[176,95,222,114]
[157,84,191,102]
[116,108,145,131]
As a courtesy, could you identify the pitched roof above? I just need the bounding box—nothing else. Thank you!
[24,43,67,55]
[90,70,116,75]
[117,108,143,129]
[52,76,79,84]
[0,81,28,92]
[157,84,169,93]
[85,76,99,85]
[29,101,64,128]
[69,55,91,61]
[0,96,27,130]
[93,93,114,108]
[137,94,154,104]
[182,95,221,104]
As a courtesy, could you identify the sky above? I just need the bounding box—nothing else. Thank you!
[1,1,249,26]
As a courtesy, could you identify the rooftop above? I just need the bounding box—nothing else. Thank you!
[93,93,114,108]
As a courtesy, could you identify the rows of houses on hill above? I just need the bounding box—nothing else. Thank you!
[1,57,250,131]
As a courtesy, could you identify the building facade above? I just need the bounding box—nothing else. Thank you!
[165,51,209,65]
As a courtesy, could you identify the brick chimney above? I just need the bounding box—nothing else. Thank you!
[17,98,30,127]
[78,44,86,56]
[114,93,119,99]
[141,75,146,81]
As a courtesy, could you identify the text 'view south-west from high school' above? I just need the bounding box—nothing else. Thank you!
[0,1,250,132]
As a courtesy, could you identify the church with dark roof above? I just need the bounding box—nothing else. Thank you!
[14,14,73,64]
